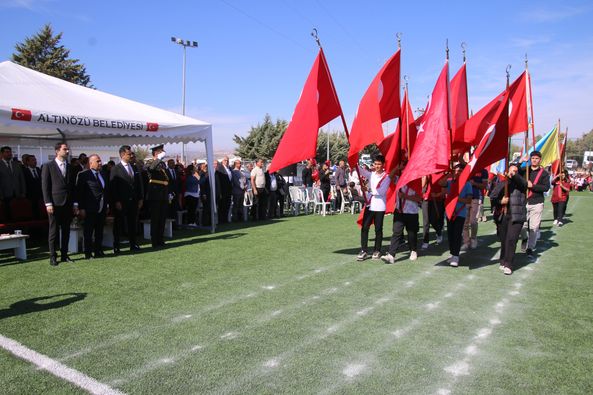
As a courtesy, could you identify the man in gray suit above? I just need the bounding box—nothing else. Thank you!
[0,146,26,220]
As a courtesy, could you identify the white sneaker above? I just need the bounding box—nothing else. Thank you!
[381,253,395,264]
[356,251,368,261]
[421,242,429,250]
[553,219,559,226]
[372,251,382,260]
[558,221,563,227]
[470,238,478,249]
[503,267,512,275]
[436,234,443,244]
[449,256,459,267]
[499,264,505,271]
[410,251,418,261]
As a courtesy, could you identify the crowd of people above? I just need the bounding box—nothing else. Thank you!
[355,150,570,276]
[0,143,580,271]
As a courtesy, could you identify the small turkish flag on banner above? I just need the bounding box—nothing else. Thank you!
[11,108,32,121]
[146,122,159,132]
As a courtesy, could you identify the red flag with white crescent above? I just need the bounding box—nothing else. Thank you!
[11,108,32,121]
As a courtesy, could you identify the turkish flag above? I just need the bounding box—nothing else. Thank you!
[146,122,159,132]
[11,108,32,121]
[268,49,342,173]
[400,88,418,162]
[450,63,470,154]
[445,92,509,219]
[395,62,451,194]
[348,49,401,168]
[507,71,528,135]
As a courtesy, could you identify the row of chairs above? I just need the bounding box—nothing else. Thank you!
[288,186,362,216]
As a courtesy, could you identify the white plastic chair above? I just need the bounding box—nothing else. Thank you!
[288,186,306,215]
[313,188,332,216]
[339,188,351,214]
[303,187,316,214]
[243,190,254,221]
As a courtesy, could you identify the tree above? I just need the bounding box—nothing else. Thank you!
[233,114,287,160]
[566,128,593,163]
[315,131,349,164]
[12,24,92,87]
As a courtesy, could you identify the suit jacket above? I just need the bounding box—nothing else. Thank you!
[231,168,247,195]
[0,160,26,199]
[110,162,144,205]
[75,169,108,213]
[216,165,233,196]
[166,167,182,196]
[41,160,75,208]
[23,166,42,200]
[301,167,313,187]
[265,172,286,194]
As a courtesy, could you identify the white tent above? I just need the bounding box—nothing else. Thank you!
[0,60,217,231]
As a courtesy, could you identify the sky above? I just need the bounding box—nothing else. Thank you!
[1,0,592,153]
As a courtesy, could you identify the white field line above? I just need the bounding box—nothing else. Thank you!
[108,262,396,385]
[60,257,354,361]
[434,204,563,395]
[209,263,458,395]
[317,277,477,395]
[0,334,125,395]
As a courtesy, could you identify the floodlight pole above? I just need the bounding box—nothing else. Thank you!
[171,36,198,164]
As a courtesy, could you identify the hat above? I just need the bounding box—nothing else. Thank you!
[530,150,542,158]
[324,160,331,166]
[151,144,164,154]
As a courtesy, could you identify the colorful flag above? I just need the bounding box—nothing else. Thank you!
[348,50,401,168]
[445,91,509,219]
[508,71,529,135]
[530,125,560,168]
[395,61,451,194]
[551,131,568,175]
[269,49,343,173]
[450,63,470,154]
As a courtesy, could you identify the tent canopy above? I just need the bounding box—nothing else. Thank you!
[0,61,212,147]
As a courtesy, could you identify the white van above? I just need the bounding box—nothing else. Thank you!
[583,151,593,169]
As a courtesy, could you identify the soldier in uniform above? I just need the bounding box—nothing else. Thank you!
[145,145,170,248]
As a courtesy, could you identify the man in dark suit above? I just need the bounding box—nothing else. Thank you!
[165,159,182,219]
[146,145,170,248]
[110,145,144,253]
[265,166,286,219]
[23,154,43,219]
[41,142,76,266]
[216,156,233,223]
[75,154,108,259]
[0,146,26,220]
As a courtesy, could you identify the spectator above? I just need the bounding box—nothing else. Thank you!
[251,159,267,220]
[301,159,313,187]
[231,159,247,222]
[216,156,233,223]
[23,154,43,219]
[265,165,286,219]
[0,146,26,219]
[184,164,201,227]
[319,161,331,202]
[199,163,212,227]
[41,142,76,266]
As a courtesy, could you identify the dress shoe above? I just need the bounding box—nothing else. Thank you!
[84,253,94,260]
[49,256,59,266]
[95,251,105,258]
[113,247,121,255]
[130,244,141,251]
[61,255,74,263]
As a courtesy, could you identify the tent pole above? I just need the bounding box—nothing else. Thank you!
[205,133,217,233]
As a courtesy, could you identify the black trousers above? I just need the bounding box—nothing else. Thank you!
[389,213,419,255]
[255,188,268,220]
[552,201,567,221]
[218,193,232,223]
[185,196,199,224]
[360,208,385,253]
[497,214,524,269]
[423,199,445,242]
[113,201,139,249]
[83,210,106,255]
[268,190,278,218]
[447,216,465,256]
[48,205,73,258]
[232,193,244,222]
[149,199,168,246]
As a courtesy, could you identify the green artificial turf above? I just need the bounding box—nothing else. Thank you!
[1,193,592,394]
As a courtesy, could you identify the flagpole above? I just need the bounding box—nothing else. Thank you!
[446,39,453,169]
[525,54,536,149]
[404,75,410,157]
[504,64,512,202]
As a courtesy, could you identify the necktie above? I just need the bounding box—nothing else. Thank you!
[60,162,66,177]
[127,164,134,178]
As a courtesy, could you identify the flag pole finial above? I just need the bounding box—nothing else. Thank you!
[461,42,467,62]
[506,64,512,87]
[524,53,529,70]
[403,74,409,90]
[446,39,449,60]
[311,28,321,48]
[396,32,402,49]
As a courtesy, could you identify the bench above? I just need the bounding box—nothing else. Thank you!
[140,219,174,240]
[0,234,29,260]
